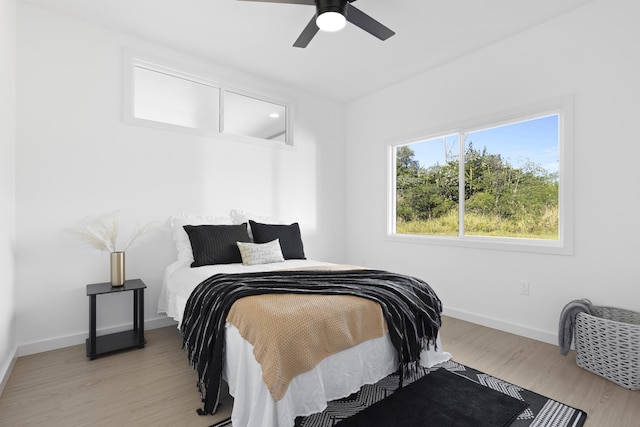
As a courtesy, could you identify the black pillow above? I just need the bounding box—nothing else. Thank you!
[249,220,306,260]
[183,224,251,267]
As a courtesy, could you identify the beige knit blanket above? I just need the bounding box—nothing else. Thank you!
[225,266,387,401]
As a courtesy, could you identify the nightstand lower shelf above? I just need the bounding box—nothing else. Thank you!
[85,330,146,359]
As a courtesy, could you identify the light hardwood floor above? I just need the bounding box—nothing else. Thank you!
[1,316,638,426]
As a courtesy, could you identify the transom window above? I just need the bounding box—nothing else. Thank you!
[389,99,573,254]
[123,53,293,146]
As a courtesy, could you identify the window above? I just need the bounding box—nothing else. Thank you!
[221,90,289,143]
[389,99,573,254]
[133,63,220,133]
[123,53,293,145]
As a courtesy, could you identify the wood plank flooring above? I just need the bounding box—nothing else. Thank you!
[1,316,638,426]
[0,326,231,427]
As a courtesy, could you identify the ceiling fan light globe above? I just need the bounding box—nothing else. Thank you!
[316,11,346,32]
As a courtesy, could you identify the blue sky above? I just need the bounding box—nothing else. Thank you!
[409,114,559,174]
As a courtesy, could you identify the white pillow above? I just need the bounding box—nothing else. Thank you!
[171,214,233,263]
[230,209,285,240]
[230,208,285,224]
[237,239,285,266]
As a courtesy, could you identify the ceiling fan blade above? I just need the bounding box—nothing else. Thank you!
[236,0,315,4]
[346,4,395,41]
[293,15,320,48]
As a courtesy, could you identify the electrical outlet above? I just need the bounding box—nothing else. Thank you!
[519,280,530,295]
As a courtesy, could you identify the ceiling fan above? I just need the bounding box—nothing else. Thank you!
[238,0,395,48]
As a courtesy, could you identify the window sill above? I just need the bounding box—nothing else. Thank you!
[386,233,573,255]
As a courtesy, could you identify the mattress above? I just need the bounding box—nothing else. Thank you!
[158,259,451,427]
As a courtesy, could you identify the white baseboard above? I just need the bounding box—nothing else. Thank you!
[443,306,558,346]
[0,346,18,397]
[16,316,178,357]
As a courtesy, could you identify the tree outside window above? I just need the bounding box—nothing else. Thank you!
[394,114,560,241]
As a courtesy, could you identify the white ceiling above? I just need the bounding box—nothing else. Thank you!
[22,0,597,103]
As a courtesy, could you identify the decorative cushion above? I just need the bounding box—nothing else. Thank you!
[183,224,250,267]
[248,220,306,260]
[171,214,233,263]
[237,239,285,266]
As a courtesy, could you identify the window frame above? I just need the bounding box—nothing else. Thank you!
[123,56,222,138]
[387,96,574,255]
[122,51,294,147]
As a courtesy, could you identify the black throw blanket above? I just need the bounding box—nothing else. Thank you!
[181,269,443,415]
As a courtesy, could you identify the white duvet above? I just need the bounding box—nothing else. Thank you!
[158,259,451,427]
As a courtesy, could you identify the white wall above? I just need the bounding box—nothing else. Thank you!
[345,0,640,344]
[0,0,17,392]
[15,3,346,354]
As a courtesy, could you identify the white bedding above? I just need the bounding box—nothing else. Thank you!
[158,259,451,427]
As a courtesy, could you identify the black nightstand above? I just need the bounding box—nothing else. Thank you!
[86,278,146,360]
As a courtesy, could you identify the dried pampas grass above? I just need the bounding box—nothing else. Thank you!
[64,211,160,252]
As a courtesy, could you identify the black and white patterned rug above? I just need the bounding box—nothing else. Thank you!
[210,360,586,427]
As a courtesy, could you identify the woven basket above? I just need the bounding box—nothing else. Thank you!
[575,306,640,390]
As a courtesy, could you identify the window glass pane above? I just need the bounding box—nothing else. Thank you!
[396,135,460,236]
[223,91,287,142]
[463,115,559,239]
[133,65,219,132]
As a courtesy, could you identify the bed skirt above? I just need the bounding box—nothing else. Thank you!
[224,323,451,427]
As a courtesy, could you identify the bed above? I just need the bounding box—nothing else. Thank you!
[158,213,451,427]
